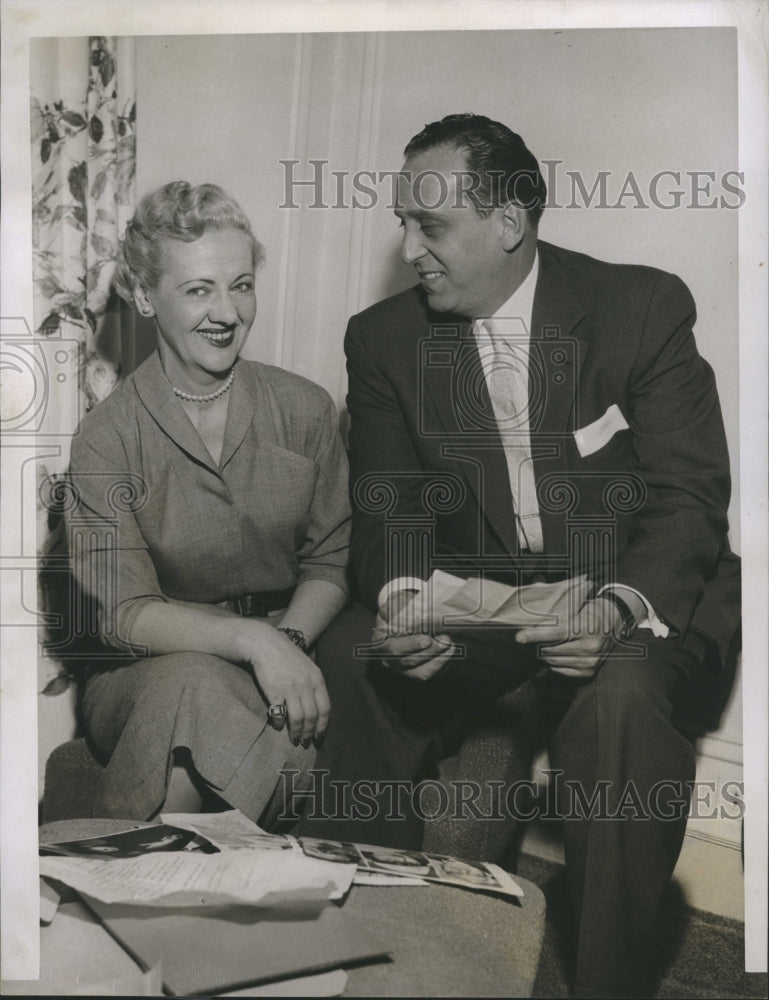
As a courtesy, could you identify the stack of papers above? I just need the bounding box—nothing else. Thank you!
[41,810,524,904]
[39,848,357,908]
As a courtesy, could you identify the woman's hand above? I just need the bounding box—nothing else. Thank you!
[238,621,331,745]
[130,594,340,746]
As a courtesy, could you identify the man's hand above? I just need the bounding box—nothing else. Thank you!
[372,589,455,681]
[515,597,627,678]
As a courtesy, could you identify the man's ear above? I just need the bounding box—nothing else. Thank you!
[499,202,527,253]
[133,284,155,318]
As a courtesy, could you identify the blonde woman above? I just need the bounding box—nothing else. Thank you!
[68,181,350,822]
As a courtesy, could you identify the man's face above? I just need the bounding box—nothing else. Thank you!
[396,144,512,319]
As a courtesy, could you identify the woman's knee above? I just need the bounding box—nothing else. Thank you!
[122,652,251,718]
[146,650,238,682]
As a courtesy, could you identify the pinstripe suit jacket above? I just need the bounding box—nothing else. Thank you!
[345,241,740,667]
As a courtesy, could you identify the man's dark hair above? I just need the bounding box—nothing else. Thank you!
[404,113,546,227]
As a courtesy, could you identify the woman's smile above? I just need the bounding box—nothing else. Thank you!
[196,327,237,348]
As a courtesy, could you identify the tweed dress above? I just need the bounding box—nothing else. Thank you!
[68,352,351,822]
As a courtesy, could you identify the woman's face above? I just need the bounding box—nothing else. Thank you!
[137,228,256,388]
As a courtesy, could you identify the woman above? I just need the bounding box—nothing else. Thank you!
[67,181,351,823]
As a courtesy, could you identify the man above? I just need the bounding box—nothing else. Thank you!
[298,114,740,997]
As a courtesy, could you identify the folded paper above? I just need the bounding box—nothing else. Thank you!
[392,570,592,632]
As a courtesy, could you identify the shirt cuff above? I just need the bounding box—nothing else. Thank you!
[596,584,670,638]
[377,577,427,611]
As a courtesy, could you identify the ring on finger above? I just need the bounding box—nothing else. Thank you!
[267,699,287,724]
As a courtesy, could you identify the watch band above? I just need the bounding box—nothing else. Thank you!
[600,590,637,640]
[276,626,309,653]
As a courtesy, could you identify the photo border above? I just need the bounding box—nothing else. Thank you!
[2,0,766,982]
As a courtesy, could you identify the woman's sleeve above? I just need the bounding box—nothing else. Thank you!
[294,394,351,593]
[67,421,167,651]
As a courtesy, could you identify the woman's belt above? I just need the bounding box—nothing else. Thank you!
[225,587,295,617]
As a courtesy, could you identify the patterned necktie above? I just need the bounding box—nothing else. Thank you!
[482,318,544,553]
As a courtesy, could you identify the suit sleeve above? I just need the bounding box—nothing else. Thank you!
[616,273,732,638]
[345,315,435,610]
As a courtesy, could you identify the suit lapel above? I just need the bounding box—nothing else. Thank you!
[419,313,526,556]
[420,244,588,557]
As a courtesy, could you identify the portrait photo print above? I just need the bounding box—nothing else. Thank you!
[1,1,766,992]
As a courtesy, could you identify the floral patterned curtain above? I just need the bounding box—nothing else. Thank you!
[30,36,136,777]
[31,36,136,417]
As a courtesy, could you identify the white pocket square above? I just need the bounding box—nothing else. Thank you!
[573,404,629,457]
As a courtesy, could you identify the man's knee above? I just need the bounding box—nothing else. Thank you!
[590,641,686,715]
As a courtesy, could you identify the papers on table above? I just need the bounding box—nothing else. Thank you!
[392,569,592,632]
[159,809,294,852]
[40,810,524,907]
[37,811,526,995]
[39,846,356,908]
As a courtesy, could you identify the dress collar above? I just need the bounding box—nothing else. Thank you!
[133,351,256,473]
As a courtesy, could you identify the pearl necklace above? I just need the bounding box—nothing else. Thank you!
[172,367,235,403]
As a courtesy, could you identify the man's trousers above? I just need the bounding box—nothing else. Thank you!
[298,602,707,997]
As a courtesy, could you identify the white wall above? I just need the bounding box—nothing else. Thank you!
[135,28,743,912]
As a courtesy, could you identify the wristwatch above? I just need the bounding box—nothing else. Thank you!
[276,626,309,653]
[600,590,637,640]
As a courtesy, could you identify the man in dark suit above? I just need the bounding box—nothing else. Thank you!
[298,114,740,997]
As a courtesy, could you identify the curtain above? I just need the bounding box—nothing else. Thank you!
[30,36,136,767]
[31,36,136,419]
